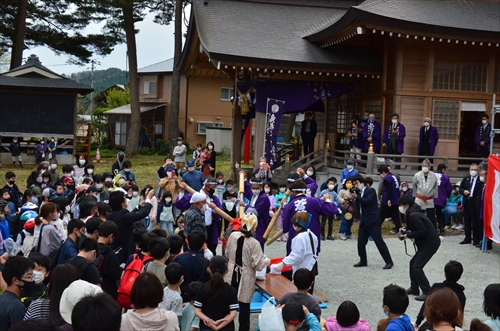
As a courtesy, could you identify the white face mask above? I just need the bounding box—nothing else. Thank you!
[51,164,57,170]
[208,145,213,150]
[201,204,208,212]
[65,205,71,213]
[197,147,202,151]
[87,169,93,174]
[79,159,85,165]
[423,122,430,127]
[188,166,195,172]
[225,201,235,210]
[165,198,172,203]
[132,191,139,197]
[279,188,286,193]
[328,184,335,190]
[167,171,172,177]
[96,183,103,189]
[217,179,223,184]
[260,162,265,166]
[105,177,112,182]
[392,119,398,124]
[399,206,406,214]
[479,176,485,182]
[252,189,261,195]
[107,188,113,192]
[470,170,477,177]
[124,168,131,173]
[347,165,353,170]
[226,186,233,192]
[264,188,270,193]
[422,167,429,173]
[118,178,126,185]
[402,187,408,192]
[177,141,182,145]
[482,120,487,125]
[33,270,45,284]
[306,170,314,176]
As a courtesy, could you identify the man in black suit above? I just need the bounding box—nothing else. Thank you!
[351,175,394,269]
[459,163,481,245]
[301,112,317,160]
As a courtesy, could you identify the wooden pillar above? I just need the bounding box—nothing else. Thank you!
[254,111,266,168]
[230,107,242,181]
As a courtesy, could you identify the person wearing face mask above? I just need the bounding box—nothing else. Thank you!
[96,221,121,299]
[382,114,406,168]
[340,159,359,185]
[157,192,175,235]
[205,142,217,177]
[458,163,481,245]
[379,284,414,331]
[66,238,101,286]
[118,160,136,185]
[351,174,393,270]
[57,219,85,265]
[337,178,355,241]
[113,173,128,189]
[254,157,273,183]
[22,254,50,309]
[222,180,238,230]
[177,177,222,255]
[4,172,22,208]
[398,195,440,301]
[173,137,187,169]
[301,112,318,160]
[47,137,57,160]
[48,160,59,183]
[418,117,439,166]
[348,119,362,161]
[319,178,340,241]
[412,159,438,227]
[281,179,339,258]
[92,175,109,203]
[36,138,47,164]
[193,143,203,163]
[275,183,289,242]
[362,113,381,153]
[0,256,35,330]
[10,137,23,168]
[399,182,413,197]
[183,192,210,240]
[241,176,271,251]
[182,159,204,192]
[474,114,492,158]
[34,202,64,257]
[378,165,402,234]
[112,151,126,175]
[73,154,89,180]
[78,164,95,186]
[26,171,43,197]
[448,182,464,230]
[433,164,452,233]
[476,164,493,250]
[271,212,319,293]
[215,171,225,201]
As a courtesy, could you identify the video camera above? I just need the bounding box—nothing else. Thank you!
[349,187,361,195]
[398,227,412,240]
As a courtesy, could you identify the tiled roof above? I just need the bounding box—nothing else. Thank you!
[103,102,167,115]
[138,59,174,74]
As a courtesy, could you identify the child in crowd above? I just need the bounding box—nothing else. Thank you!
[158,191,175,235]
[271,302,321,331]
[319,177,339,240]
[180,282,202,331]
[325,301,370,331]
[337,178,354,241]
[104,181,114,193]
[166,234,184,264]
[22,253,50,308]
[49,159,59,183]
[79,164,95,185]
[119,160,136,185]
[194,256,238,331]
[36,139,47,164]
[222,180,238,230]
[380,284,413,331]
[40,172,53,190]
[145,237,170,287]
[93,175,109,203]
[47,137,57,160]
[215,171,225,201]
[275,182,289,242]
[263,183,276,220]
[340,159,358,185]
[10,137,23,168]
[449,182,464,230]
[129,184,140,210]
[74,154,89,181]
[481,283,500,330]
[159,262,184,317]
[193,143,202,162]
[20,219,35,256]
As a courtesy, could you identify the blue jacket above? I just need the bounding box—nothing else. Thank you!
[182,171,204,192]
[386,314,413,331]
[256,313,321,331]
[340,167,359,184]
[58,237,78,265]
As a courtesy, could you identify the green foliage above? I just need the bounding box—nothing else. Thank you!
[220,146,231,156]
[68,68,127,94]
[0,51,10,73]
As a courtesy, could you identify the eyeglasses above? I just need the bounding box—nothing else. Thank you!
[21,273,35,282]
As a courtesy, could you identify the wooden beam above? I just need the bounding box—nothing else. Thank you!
[395,41,404,91]
[426,44,435,92]
[190,62,217,70]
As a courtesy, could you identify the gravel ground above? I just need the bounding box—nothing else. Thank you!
[248,234,500,330]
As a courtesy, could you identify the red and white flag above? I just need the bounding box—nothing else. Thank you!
[484,155,500,243]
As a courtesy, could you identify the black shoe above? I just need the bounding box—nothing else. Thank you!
[459,240,471,245]
[321,234,325,241]
[415,294,428,301]
[406,288,420,295]
[439,228,445,234]
[383,262,393,270]
[353,261,367,267]
[327,235,334,241]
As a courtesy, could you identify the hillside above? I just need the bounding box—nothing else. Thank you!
[65,67,127,95]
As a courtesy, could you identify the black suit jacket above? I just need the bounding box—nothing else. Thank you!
[354,187,380,227]
[301,119,318,139]
[459,175,481,210]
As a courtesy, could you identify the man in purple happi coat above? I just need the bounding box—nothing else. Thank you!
[474,113,492,158]
[242,175,270,250]
[362,113,382,153]
[176,176,222,255]
[433,164,452,233]
[282,180,338,255]
[287,169,318,197]
[382,113,406,169]
[378,165,402,233]
[418,117,439,165]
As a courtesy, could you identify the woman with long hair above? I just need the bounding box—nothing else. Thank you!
[121,272,179,331]
[26,171,42,197]
[32,202,64,256]
[195,256,238,331]
[24,263,79,325]
[224,213,270,331]
[423,287,464,331]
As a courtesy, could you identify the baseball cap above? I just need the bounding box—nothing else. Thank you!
[87,186,99,193]
[59,280,103,324]
[42,188,58,200]
[282,302,305,325]
[347,159,354,165]
[187,159,195,167]
[63,177,75,184]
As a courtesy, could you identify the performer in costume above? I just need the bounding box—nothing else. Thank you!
[287,171,317,198]
[176,176,222,255]
[241,176,270,251]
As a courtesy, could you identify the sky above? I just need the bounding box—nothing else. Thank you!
[25,7,190,75]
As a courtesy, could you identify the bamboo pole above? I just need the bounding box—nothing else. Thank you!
[262,189,290,239]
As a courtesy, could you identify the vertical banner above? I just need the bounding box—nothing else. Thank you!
[264,98,285,168]
[484,155,500,243]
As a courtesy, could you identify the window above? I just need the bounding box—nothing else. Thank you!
[433,63,487,92]
[364,99,382,121]
[143,81,157,94]
[494,67,500,93]
[154,123,163,135]
[115,122,127,146]
[196,122,224,135]
[220,88,233,101]
[433,101,459,140]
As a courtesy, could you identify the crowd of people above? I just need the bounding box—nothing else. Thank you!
[0,134,497,331]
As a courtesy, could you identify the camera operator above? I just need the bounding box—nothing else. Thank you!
[351,174,394,270]
[398,195,440,301]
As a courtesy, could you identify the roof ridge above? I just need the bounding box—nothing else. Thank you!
[139,58,174,70]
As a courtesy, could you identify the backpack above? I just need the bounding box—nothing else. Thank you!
[30,224,62,271]
[116,253,153,309]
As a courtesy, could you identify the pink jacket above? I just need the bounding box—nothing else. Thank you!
[324,317,370,331]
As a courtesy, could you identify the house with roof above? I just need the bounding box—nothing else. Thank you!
[180,0,500,177]
[0,54,93,164]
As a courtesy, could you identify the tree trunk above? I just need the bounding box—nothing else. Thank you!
[168,0,182,154]
[10,0,28,69]
[122,1,140,157]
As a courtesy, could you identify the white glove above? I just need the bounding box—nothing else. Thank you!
[263,258,271,266]
[269,211,275,218]
[270,262,284,272]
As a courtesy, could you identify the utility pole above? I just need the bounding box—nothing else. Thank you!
[90,59,95,115]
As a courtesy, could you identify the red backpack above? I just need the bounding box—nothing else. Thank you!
[117,253,153,309]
